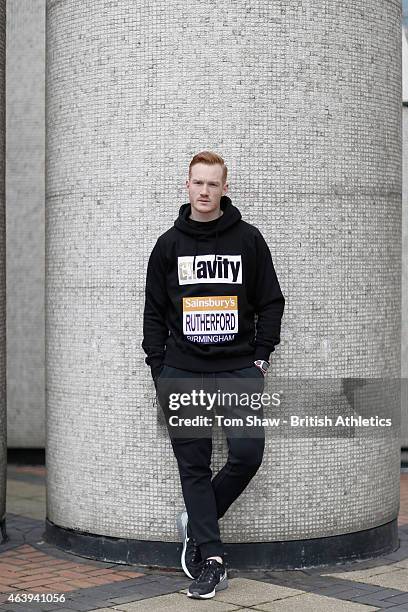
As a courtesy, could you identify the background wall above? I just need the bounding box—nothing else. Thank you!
[6,0,45,448]
[0,0,7,528]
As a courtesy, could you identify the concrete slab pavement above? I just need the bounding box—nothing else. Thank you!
[1,465,408,611]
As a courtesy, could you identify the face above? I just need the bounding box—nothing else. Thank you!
[186,163,228,216]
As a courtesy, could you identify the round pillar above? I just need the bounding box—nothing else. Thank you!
[45,0,401,568]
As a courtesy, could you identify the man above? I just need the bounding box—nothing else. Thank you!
[142,151,285,599]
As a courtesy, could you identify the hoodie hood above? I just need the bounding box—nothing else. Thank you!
[174,195,241,237]
[174,195,242,271]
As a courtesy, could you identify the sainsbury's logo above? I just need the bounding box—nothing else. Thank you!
[178,255,242,285]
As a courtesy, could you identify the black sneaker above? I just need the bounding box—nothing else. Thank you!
[177,510,203,579]
[187,558,228,599]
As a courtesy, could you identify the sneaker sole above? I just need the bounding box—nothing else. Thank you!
[177,511,196,580]
[187,574,228,599]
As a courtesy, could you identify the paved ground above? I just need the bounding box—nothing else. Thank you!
[1,465,408,612]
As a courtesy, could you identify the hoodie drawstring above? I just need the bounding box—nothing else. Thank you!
[193,238,198,272]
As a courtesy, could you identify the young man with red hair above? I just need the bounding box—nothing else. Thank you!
[142,151,285,599]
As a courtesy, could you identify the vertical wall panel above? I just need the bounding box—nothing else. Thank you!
[6,0,46,448]
[0,0,6,536]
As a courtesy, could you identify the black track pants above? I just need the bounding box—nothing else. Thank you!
[156,365,266,560]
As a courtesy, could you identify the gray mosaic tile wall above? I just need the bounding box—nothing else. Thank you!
[0,0,5,525]
[402,27,408,446]
[403,103,408,445]
[6,0,46,448]
[46,0,401,545]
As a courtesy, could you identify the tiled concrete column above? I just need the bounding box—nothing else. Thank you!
[402,26,408,451]
[45,0,401,569]
[0,0,5,544]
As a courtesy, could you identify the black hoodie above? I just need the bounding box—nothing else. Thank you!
[142,195,285,379]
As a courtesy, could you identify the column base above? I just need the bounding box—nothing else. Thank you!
[44,517,399,571]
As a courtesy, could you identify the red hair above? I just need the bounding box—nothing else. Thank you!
[189,151,228,185]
